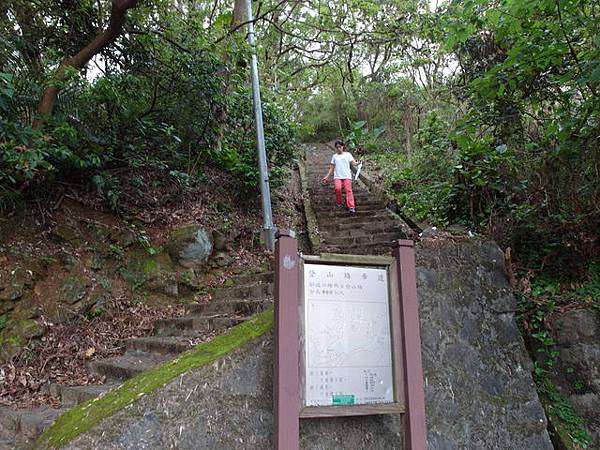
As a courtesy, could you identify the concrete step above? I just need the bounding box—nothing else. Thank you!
[188,298,272,316]
[125,336,195,355]
[153,315,245,337]
[212,282,273,301]
[88,352,169,381]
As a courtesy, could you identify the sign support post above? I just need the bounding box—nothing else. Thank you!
[393,240,427,449]
[273,230,300,450]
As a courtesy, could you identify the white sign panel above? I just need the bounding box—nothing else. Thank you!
[303,263,394,407]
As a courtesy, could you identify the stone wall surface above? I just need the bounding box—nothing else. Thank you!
[64,238,553,450]
[417,238,552,450]
[64,337,404,450]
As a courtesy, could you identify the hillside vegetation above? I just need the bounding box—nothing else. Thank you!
[1,0,598,447]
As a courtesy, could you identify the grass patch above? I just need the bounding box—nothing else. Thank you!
[33,309,274,449]
[537,377,591,449]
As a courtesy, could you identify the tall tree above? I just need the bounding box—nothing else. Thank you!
[35,0,139,127]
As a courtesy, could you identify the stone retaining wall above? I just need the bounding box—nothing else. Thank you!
[57,237,552,450]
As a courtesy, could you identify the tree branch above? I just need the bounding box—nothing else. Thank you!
[35,0,139,127]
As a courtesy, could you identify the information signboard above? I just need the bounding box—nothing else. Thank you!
[303,263,394,407]
[273,233,426,450]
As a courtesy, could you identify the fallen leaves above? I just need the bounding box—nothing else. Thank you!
[0,296,185,409]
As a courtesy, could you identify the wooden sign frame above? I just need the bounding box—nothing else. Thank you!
[273,231,426,450]
[299,253,405,418]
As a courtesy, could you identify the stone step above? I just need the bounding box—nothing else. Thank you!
[322,241,395,255]
[188,298,272,316]
[308,191,374,199]
[307,189,373,199]
[0,407,19,442]
[88,352,169,381]
[317,213,391,228]
[212,282,273,301]
[313,201,386,211]
[323,232,403,247]
[47,382,119,408]
[153,315,245,337]
[0,405,67,444]
[125,336,195,355]
[223,271,273,287]
[314,208,384,219]
[321,224,400,238]
[311,197,379,205]
[332,214,396,233]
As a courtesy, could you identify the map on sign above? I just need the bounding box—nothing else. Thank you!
[303,263,394,407]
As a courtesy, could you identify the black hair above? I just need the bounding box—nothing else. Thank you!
[334,140,344,148]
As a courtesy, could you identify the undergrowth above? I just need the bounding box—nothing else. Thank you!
[516,264,599,449]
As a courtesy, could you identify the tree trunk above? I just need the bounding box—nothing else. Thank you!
[213,0,246,152]
[34,0,139,128]
[232,0,246,27]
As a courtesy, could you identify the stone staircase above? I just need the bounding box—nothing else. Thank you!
[304,143,415,254]
[0,143,418,449]
[0,271,273,449]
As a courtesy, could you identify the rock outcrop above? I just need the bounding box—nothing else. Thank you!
[552,308,600,447]
[166,225,213,268]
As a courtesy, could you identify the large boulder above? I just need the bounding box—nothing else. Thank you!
[166,225,213,269]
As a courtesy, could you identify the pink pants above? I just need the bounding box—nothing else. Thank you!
[334,178,355,209]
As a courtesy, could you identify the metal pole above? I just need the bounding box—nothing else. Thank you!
[245,0,276,251]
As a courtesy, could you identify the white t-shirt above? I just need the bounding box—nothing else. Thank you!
[330,152,355,179]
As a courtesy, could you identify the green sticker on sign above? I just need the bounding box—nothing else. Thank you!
[332,394,355,405]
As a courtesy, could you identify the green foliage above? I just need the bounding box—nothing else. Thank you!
[0,1,298,209]
[536,376,591,449]
[516,265,598,449]
[215,88,296,193]
[344,120,384,153]
[366,113,456,225]
[92,173,121,211]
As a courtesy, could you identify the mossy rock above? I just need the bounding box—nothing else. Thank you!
[0,266,31,302]
[0,333,24,361]
[0,317,44,362]
[120,250,191,297]
[121,251,170,286]
[60,275,88,305]
[51,222,83,247]
[109,228,137,248]
[166,225,213,269]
